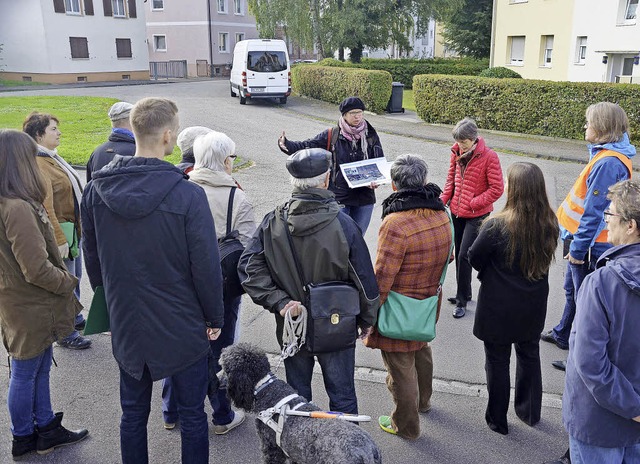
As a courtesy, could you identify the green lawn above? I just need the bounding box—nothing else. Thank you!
[0,79,50,87]
[402,89,416,112]
[0,96,184,165]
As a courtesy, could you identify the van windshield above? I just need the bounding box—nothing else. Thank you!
[247,51,287,73]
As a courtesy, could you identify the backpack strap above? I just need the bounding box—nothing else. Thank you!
[326,126,340,186]
[226,187,237,236]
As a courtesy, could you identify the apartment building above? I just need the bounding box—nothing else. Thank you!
[0,0,149,84]
[491,0,640,83]
[145,0,257,78]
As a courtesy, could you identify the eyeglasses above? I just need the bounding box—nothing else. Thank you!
[346,110,364,117]
[603,209,621,221]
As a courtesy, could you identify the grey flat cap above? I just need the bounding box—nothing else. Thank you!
[108,102,134,121]
[286,148,332,179]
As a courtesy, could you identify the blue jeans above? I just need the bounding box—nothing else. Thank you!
[569,435,640,463]
[552,255,598,346]
[162,295,241,426]
[284,347,357,414]
[7,346,56,437]
[120,357,209,464]
[62,245,85,342]
[341,204,374,236]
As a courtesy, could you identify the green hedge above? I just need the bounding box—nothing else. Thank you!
[316,57,488,89]
[478,67,522,78]
[292,65,392,114]
[413,74,640,143]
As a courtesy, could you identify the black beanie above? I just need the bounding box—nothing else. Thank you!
[339,96,366,115]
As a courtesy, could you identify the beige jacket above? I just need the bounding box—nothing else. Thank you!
[0,198,81,359]
[188,168,257,246]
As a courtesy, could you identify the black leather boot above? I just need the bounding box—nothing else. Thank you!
[11,432,37,459]
[36,412,88,455]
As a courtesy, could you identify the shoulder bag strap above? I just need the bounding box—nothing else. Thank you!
[437,209,455,289]
[282,204,308,291]
[226,187,237,236]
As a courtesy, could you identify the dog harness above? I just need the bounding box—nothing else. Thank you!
[257,393,305,456]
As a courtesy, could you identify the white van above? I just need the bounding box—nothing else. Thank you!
[230,39,291,105]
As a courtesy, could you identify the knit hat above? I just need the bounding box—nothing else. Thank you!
[286,148,332,179]
[108,102,134,121]
[339,96,366,115]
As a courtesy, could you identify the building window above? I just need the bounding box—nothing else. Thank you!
[70,37,89,58]
[112,0,126,17]
[152,0,163,9]
[65,0,81,14]
[116,38,132,58]
[219,32,229,52]
[235,32,245,44]
[575,36,587,64]
[541,35,553,67]
[218,0,226,13]
[154,35,167,51]
[234,0,241,14]
[626,0,638,20]
[509,36,525,66]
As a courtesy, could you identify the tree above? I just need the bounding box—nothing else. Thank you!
[440,0,493,59]
[247,0,461,62]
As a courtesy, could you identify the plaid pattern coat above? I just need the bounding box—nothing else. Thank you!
[364,207,452,352]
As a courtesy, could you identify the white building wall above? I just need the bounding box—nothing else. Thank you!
[365,18,436,59]
[567,0,640,82]
[0,0,148,75]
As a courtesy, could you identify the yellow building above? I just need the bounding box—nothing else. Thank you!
[491,0,640,83]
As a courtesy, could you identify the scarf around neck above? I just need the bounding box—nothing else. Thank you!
[37,144,83,206]
[339,117,369,157]
[381,183,445,219]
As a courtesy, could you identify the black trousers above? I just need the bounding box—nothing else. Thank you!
[483,339,542,435]
[452,214,487,305]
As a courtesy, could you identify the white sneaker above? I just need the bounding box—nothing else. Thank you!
[213,410,245,435]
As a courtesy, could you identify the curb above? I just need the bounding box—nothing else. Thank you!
[265,353,563,410]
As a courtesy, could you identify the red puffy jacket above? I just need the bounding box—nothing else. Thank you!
[440,137,504,218]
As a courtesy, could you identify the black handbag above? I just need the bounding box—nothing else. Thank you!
[283,206,360,354]
[218,187,245,299]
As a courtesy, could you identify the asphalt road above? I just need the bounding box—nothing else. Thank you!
[0,80,583,463]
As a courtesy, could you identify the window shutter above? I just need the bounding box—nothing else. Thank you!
[84,0,94,15]
[70,37,89,59]
[103,0,112,16]
[128,0,136,18]
[116,38,132,58]
[53,0,65,13]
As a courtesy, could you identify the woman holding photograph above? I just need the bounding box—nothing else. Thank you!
[278,96,384,234]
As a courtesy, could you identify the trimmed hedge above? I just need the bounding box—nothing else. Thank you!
[316,57,488,89]
[478,67,522,78]
[292,65,392,114]
[413,74,640,144]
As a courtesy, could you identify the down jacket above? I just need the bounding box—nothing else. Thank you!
[0,198,80,359]
[440,137,504,219]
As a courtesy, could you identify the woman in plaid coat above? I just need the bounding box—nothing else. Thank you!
[364,154,452,439]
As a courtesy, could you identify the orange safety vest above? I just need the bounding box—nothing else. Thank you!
[557,149,632,243]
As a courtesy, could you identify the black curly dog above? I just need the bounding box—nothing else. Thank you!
[220,343,382,464]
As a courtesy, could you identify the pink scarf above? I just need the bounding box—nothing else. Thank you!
[339,117,369,157]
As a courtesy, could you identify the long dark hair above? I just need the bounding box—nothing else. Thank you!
[0,129,47,203]
[489,162,558,280]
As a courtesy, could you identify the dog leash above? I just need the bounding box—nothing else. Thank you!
[279,305,307,365]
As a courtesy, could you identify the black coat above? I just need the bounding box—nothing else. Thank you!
[86,131,136,182]
[81,156,224,381]
[281,121,384,207]
[468,218,549,344]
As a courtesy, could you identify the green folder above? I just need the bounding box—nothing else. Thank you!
[59,222,79,258]
[84,286,110,335]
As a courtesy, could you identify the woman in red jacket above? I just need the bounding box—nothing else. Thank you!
[440,118,504,318]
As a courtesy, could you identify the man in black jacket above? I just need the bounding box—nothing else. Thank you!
[81,97,224,464]
[239,148,379,415]
[86,101,136,182]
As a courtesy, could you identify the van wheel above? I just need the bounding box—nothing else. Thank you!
[230,85,235,97]
[239,95,246,105]
[279,97,287,105]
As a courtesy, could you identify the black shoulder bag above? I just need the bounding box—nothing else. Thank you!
[218,187,245,299]
[282,205,360,354]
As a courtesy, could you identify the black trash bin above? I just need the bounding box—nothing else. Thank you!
[386,82,404,113]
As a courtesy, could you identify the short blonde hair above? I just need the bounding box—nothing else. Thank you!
[193,131,236,172]
[130,97,178,142]
[585,102,629,144]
